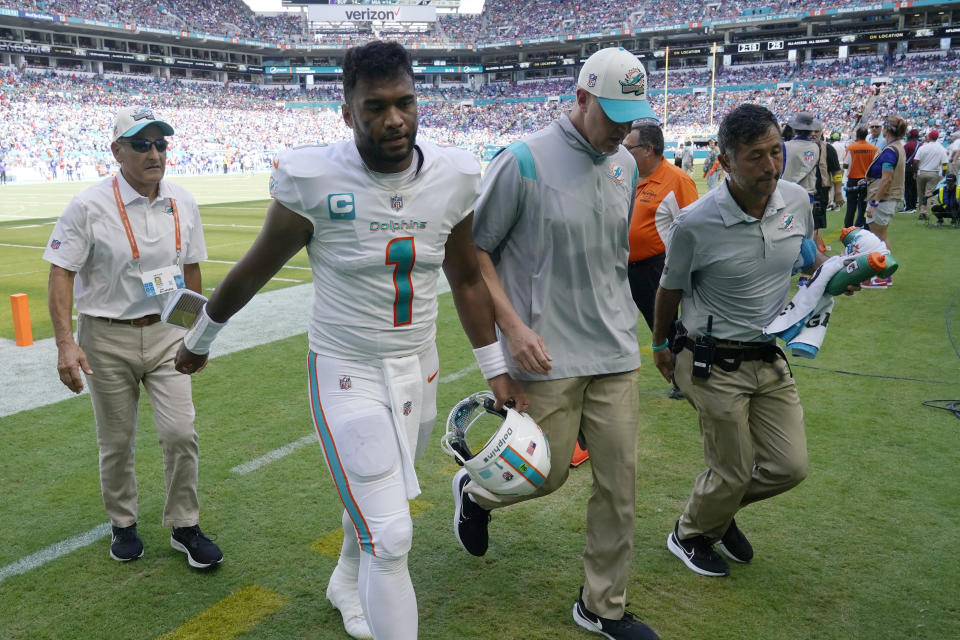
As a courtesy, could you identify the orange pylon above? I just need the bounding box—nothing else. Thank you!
[10,293,34,347]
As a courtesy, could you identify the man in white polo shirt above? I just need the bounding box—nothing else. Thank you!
[650,104,845,578]
[44,107,222,570]
[913,129,948,219]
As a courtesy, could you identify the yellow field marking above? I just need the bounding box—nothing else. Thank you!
[311,527,344,557]
[155,584,287,640]
[311,499,433,558]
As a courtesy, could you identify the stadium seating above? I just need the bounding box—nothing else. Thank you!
[0,0,913,46]
[3,52,960,183]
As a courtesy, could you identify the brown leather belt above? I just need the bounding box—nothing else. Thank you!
[92,314,162,327]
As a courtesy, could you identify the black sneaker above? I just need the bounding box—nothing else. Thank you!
[572,586,659,640]
[666,521,729,577]
[717,518,753,564]
[110,524,144,562]
[452,468,490,556]
[171,525,223,569]
[668,384,684,400]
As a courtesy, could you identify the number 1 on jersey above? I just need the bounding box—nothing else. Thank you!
[386,236,415,326]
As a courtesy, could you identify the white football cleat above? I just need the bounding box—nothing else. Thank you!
[326,565,373,639]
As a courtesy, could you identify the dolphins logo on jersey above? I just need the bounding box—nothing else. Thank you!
[619,68,646,96]
[780,213,795,231]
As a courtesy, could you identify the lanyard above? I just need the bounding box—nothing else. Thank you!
[112,175,180,262]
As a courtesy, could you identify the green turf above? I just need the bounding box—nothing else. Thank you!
[1,175,959,639]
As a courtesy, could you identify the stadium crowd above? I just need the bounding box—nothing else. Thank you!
[3,53,960,183]
[2,0,918,46]
[2,0,303,43]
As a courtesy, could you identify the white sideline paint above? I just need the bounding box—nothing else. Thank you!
[1,272,452,417]
[0,281,315,417]
[0,522,111,584]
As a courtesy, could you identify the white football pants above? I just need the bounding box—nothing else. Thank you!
[307,346,439,640]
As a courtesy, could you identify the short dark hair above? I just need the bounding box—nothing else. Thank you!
[342,40,414,103]
[630,121,665,156]
[718,104,780,157]
[855,126,868,140]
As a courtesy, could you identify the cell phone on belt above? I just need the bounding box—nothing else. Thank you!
[691,315,716,380]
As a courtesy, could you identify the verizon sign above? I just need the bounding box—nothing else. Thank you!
[308,4,437,22]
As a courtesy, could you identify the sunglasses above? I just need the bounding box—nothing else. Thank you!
[122,138,168,153]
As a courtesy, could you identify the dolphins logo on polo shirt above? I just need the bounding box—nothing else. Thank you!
[607,162,625,185]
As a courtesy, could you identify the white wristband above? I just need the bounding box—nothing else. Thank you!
[183,304,226,355]
[473,342,508,380]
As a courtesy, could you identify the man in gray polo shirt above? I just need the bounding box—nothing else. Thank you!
[451,47,658,640]
[651,104,833,578]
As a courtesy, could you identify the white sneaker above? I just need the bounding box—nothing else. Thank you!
[326,565,373,639]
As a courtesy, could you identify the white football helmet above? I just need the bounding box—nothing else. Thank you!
[441,391,551,497]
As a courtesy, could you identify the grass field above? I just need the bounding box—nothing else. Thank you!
[1,174,959,640]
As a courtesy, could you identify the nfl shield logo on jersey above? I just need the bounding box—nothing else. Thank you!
[403,400,412,416]
[391,194,404,210]
[338,376,352,391]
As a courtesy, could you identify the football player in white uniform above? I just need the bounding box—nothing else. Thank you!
[175,41,525,640]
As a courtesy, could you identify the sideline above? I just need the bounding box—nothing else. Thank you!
[1,273,451,418]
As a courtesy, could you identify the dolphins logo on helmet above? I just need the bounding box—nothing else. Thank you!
[441,391,551,497]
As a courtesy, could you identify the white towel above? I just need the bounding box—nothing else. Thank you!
[382,355,424,500]
[765,255,846,341]
[785,296,835,358]
[842,229,889,258]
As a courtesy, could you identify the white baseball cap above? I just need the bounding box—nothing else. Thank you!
[577,47,656,123]
[111,107,174,142]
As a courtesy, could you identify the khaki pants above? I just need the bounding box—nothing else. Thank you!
[674,349,807,541]
[78,315,199,528]
[466,370,639,619]
[917,170,941,212]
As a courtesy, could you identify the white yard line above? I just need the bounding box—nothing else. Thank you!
[440,362,479,384]
[0,242,45,250]
[9,222,55,229]
[230,435,316,475]
[0,523,111,583]
[204,259,311,271]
